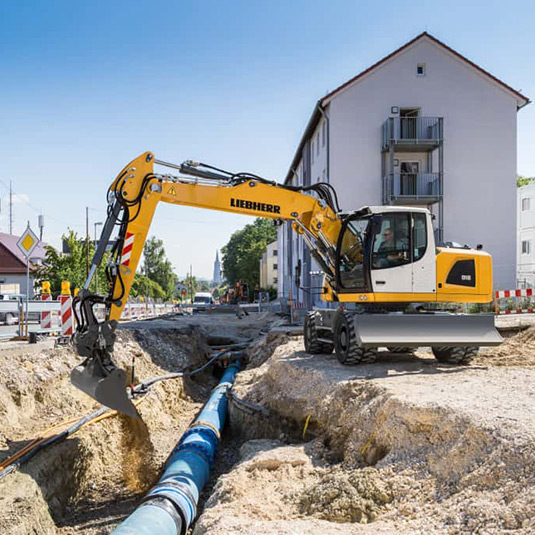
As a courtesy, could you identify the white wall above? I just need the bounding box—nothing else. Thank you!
[326,37,520,288]
[517,184,535,288]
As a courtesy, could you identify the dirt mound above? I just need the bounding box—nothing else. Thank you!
[476,325,535,366]
[211,338,535,534]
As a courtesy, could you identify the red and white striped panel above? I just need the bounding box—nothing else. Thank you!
[497,309,535,315]
[40,293,52,329]
[120,232,135,266]
[495,289,534,299]
[59,295,73,336]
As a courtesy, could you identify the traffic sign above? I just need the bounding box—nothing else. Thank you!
[17,226,39,258]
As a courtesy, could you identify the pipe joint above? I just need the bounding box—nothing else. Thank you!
[144,479,196,534]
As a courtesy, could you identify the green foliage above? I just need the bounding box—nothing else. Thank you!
[517,175,535,187]
[34,230,108,295]
[182,274,199,299]
[130,273,166,299]
[221,218,277,292]
[143,237,178,300]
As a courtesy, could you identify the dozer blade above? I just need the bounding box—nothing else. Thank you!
[71,358,140,419]
[352,313,503,348]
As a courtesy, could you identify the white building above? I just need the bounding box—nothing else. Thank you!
[278,32,529,308]
[517,183,535,288]
[259,240,278,289]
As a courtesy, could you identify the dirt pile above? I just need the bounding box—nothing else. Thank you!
[476,324,535,366]
[200,338,535,534]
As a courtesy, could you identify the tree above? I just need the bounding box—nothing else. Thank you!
[221,218,277,292]
[34,230,108,295]
[130,273,166,299]
[143,237,178,300]
[182,274,199,300]
[517,175,535,187]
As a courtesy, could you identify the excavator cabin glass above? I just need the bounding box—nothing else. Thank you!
[336,211,429,293]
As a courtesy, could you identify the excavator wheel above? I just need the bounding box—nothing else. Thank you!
[334,311,377,365]
[388,347,415,354]
[304,311,334,354]
[432,346,478,365]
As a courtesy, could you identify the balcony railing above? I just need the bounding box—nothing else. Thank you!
[383,173,442,204]
[382,117,443,150]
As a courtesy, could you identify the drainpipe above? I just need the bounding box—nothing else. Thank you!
[112,362,241,535]
[317,103,330,183]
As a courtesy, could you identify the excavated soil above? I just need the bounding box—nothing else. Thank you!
[195,333,535,534]
[3,316,535,534]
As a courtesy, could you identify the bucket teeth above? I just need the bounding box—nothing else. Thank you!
[70,357,140,419]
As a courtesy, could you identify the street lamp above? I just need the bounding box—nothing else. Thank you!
[94,221,103,291]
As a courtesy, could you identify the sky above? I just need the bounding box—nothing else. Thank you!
[0,0,534,279]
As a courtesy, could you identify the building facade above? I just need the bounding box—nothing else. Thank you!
[517,183,535,288]
[278,32,529,308]
[259,240,278,289]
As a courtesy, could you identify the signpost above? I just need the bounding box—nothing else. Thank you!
[16,223,39,338]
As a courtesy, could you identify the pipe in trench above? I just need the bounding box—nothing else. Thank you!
[112,361,241,535]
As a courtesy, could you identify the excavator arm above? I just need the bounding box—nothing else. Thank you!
[72,152,343,416]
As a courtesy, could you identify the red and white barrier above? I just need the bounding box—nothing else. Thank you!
[496,289,533,299]
[59,294,73,336]
[40,292,52,330]
[495,288,535,315]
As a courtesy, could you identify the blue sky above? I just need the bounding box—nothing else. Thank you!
[0,0,534,278]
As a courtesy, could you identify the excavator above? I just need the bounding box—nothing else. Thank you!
[71,152,502,417]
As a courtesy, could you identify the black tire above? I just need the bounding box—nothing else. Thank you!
[432,346,478,365]
[304,311,334,354]
[334,311,377,365]
[388,347,415,354]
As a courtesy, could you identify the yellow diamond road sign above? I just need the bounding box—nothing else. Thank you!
[17,226,39,258]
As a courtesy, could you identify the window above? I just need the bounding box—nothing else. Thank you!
[316,133,320,155]
[371,213,411,269]
[273,277,278,284]
[522,240,531,254]
[413,213,427,261]
[273,263,278,270]
[522,198,530,211]
[417,63,426,76]
[322,169,326,181]
[338,217,370,290]
[322,122,326,146]
[272,249,278,257]
[311,141,314,163]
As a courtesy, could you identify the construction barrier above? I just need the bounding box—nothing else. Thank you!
[59,281,73,336]
[495,288,535,315]
[40,282,52,330]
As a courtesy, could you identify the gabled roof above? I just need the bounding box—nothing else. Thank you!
[321,32,530,106]
[284,32,530,183]
[0,232,47,270]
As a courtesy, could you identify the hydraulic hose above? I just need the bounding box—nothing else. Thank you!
[112,362,241,535]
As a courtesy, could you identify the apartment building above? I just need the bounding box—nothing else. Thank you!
[259,240,278,289]
[278,32,529,308]
[517,183,535,288]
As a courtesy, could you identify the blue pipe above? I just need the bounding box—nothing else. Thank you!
[112,362,241,535]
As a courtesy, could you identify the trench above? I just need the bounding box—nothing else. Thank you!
[2,321,535,534]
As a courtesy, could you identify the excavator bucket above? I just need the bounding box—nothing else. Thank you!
[70,358,140,419]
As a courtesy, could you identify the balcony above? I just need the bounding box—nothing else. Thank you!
[382,117,443,151]
[383,173,442,205]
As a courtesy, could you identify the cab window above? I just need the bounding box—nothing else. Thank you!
[338,217,369,289]
[413,213,427,261]
[371,213,411,269]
